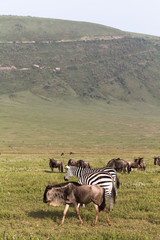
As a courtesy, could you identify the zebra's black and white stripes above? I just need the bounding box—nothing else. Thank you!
[64,166,120,189]
[64,166,118,210]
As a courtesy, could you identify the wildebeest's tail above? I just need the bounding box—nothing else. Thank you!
[61,164,63,173]
[98,190,106,212]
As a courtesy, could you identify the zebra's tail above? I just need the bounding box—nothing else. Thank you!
[98,190,106,212]
[112,182,116,204]
[116,174,120,189]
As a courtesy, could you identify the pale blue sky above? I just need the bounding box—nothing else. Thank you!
[1,0,160,37]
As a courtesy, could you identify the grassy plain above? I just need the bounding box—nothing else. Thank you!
[0,98,160,239]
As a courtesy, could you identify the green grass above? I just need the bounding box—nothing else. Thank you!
[0,98,160,239]
[1,96,160,153]
[0,152,159,240]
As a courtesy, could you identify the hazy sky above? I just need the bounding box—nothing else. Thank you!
[1,0,160,37]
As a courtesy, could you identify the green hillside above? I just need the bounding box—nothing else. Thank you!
[0,15,126,42]
[0,16,160,105]
[1,16,160,152]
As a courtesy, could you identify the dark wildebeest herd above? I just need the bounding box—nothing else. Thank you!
[43,155,159,225]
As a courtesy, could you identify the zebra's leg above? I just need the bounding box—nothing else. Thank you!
[104,207,111,226]
[74,203,83,225]
[61,204,70,225]
[93,204,99,226]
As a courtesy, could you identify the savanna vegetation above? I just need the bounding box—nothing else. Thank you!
[0,101,160,240]
[0,150,160,240]
[0,16,160,239]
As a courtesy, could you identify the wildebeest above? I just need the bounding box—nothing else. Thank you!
[137,157,146,170]
[77,160,91,168]
[154,157,160,166]
[67,159,77,166]
[128,157,144,171]
[49,159,63,173]
[106,158,131,173]
[67,159,91,168]
[43,182,111,226]
[128,161,139,170]
[134,157,146,170]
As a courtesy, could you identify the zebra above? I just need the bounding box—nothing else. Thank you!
[64,167,117,210]
[64,165,120,190]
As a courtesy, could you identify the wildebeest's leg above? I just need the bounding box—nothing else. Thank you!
[61,163,63,173]
[93,204,99,226]
[74,203,83,225]
[61,204,69,225]
[104,207,111,226]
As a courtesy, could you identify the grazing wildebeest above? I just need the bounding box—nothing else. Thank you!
[154,157,160,166]
[140,161,146,170]
[134,157,146,170]
[61,153,64,156]
[64,166,117,210]
[106,158,131,173]
[128,157,142,171]
[67,159,91,168]
[67,159,78,166]
[49,159,63,173]
[43,182,111,226]
[77,160,91,168]
[128,161,139,170]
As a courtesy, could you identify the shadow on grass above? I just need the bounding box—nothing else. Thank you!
[27,209,76,222]
[44,170,64,174]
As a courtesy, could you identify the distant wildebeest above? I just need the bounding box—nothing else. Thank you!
[106,158,131,173]
[77,160,91,168]
[128,161,138,170]
[69,152,73,155]
[49,159,63,173]
[67,159,77,167]
[64,166,117,210]
[61,153,64,156]
[134,157,146,170]
[138,158,146,170]
[154,157,160,166]
[128,157,146,171]
[67,159,91,168]
[43,182,111,226]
